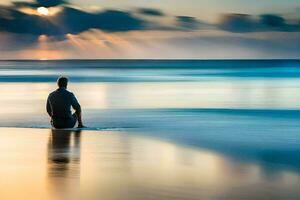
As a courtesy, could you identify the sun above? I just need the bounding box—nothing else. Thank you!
[37,7,49,16]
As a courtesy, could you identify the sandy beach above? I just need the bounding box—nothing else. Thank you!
[0,127,299,200]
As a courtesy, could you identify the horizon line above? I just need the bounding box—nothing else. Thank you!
[1,58,300,62]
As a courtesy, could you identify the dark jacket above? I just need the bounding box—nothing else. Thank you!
[46,88,81,120]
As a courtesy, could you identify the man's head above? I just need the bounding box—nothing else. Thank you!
[57,76,68,88]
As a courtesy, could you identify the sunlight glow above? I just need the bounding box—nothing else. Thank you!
[19,6,62,16]
[38,35,48,42]
[37,7,49,16]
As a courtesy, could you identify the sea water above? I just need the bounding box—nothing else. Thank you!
[0,60,300,199]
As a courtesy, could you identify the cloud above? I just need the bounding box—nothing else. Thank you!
[0,6,58,35]
[53,7,147,33]
[260,14,285,27]
[176,16,201,30]
[13,0,67,8]
[0,3,201,37]
[36,0,67,7]
[218,14,257,32]
[218,13,300,32]
[136,8,165,16]
[0,6,148,36]
[5,0,300,39]
[1,1,300,58]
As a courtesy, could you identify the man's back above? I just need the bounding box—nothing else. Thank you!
[47,88,81,119]
[47,76,84,129]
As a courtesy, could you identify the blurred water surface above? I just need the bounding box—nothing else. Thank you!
[0,60,300,199]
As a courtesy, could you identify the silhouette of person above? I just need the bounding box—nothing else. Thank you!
[46,76,85,129]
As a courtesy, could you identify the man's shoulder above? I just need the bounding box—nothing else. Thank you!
[48,90,56,97]
[49,89,74,97]
[65,90,75,96]
[48,89,73,97]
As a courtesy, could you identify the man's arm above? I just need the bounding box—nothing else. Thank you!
[46,96,52,117]
[75,110,84,128]
[71,93,84,128]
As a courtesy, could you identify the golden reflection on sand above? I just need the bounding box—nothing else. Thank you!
[0,128,299,199]
[47,129,81,199]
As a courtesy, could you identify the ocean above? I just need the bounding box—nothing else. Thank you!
[0,60,300,199]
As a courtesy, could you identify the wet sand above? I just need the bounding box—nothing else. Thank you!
[0,128,299,200]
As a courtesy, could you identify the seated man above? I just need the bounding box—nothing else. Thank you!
[46,76,84,129]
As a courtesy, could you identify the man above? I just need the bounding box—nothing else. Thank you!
[47,76,85,129]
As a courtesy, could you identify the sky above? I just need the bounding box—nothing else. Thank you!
[0,0,300,59]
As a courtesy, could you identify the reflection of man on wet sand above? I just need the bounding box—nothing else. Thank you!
[48,129,81,175]
[47,129,81,198]
[46,76,85,129]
